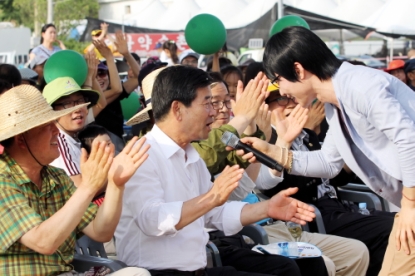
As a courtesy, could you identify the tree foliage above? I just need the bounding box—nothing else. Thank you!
[0,0,98,32]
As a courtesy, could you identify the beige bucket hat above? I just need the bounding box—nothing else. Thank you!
[0,84,89,142]
[126,67,166,126]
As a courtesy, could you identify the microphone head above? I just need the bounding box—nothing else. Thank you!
[221,131,239,148]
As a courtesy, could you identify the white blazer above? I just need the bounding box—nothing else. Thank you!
[291,62,415,206]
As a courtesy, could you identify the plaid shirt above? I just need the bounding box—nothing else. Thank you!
[0,152,98,276]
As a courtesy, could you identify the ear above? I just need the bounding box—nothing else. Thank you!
[294,62,306,80]
[171,100,182,121]
[15,134,27,149]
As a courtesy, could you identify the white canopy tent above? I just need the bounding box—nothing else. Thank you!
[329,0,386,24]
[363,0,415,36]
[153,0,201,30]
[120,0,167,27]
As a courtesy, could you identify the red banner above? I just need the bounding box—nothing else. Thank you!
[108,33,190,57]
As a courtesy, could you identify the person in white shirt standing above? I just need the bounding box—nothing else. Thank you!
[115,65,316,276]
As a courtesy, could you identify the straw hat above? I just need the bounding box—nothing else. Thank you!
[0,85,89,142]
[126,67,166,126]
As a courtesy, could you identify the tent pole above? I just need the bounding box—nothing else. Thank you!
[339,29,345,55]
[389,38,394,63]
[278,0,284,19]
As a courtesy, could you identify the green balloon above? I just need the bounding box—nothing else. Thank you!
[185,14,227,55]
[269,15,310,37]
[121,92,141,121]
[44,50,88,86]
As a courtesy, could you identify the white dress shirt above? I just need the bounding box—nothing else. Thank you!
[291,62,415,206]
[115,125,246,271]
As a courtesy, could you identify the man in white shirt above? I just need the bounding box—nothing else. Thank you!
[115,65,315,275]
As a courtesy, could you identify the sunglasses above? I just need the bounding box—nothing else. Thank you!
[265,96,296,106]
[97,70,108,78]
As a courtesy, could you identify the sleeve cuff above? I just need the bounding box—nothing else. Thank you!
[268,168,285,181]
[222,201,247,236]
[158,201,184,236]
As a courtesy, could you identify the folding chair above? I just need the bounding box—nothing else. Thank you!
[73,235,127,272]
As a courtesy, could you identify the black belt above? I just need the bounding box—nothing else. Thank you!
[149,268,206,276]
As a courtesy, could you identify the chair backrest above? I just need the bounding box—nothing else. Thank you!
[206,241,222,267]
[75,235,108,258]
[337,189,383,211]
[308,204,326,234]
[339,183,386,211]
[238,224,269,245]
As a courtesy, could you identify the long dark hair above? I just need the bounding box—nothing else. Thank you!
[0,64,22,94]
[162,40,179,64]
[40,23,56,44]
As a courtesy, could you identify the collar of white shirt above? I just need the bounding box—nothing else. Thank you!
[151,124,199,165]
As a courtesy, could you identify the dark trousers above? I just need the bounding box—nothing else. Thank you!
[318,198,395,276]
[216,235,328,276]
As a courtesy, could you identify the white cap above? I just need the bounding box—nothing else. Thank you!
[179,49,200,63]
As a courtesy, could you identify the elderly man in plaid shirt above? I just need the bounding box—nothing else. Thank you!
[0,85,150,276]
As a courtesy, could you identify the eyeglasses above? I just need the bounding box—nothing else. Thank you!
[265,96,295,106]
[97,70,108,78]
[53,97,88,110]
[200,102,214,111]
[212,100,232,110]
[182,60,198,66]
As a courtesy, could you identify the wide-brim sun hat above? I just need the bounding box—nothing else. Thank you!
[0,84,89,142]
[126,67,167,126]
[43,76,100,107]
[384,59,405,72]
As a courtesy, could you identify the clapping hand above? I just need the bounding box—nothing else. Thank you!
[80,140,114,194]
[93,39,113,60]
[113,30,129,56]
[274,104,308,146]
[108,137,150,187]
[203,165,243,206]
[255,103,272,141]
[304,100,325,133]
[85,51,99,80]
[232,72,268,124]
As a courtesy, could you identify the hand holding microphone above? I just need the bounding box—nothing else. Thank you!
[221,131,284,172]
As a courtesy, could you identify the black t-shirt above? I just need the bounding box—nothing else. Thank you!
[95,85,129,139]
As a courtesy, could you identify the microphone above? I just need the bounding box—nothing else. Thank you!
[221,131,284,172]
